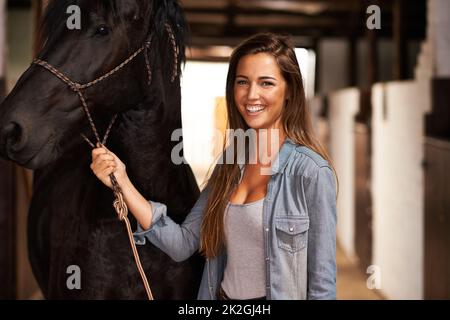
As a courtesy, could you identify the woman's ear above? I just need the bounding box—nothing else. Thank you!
[285,84,291,99]
[285,89,291,106]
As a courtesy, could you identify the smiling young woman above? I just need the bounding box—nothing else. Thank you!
[91,33,338,300]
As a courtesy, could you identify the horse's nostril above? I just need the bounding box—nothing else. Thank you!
[2,122,24,152]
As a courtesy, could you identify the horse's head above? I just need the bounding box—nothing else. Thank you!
[0,0,187,169]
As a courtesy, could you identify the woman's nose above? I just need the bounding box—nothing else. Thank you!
[247,83,259,100]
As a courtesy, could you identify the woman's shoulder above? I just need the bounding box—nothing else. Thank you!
[284,140,332,178]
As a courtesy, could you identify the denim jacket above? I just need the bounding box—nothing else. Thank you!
[134,139,337,299]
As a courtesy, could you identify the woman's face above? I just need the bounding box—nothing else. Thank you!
[234,52,288,132]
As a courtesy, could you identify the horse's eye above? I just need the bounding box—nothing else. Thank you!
[95,24,110,36]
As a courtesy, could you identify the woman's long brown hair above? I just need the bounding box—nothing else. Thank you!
[199,33,337,259]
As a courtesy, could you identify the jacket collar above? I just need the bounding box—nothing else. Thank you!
[237,138,296,175]
[270,138,296,174]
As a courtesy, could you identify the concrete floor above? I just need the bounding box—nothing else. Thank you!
[31,243,387,300]
[337,244,384,300]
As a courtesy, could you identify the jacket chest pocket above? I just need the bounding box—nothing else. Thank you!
[275,216,309,253]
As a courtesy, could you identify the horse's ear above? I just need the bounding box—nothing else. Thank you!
[151,0,188,83]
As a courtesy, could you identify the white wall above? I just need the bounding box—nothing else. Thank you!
[416,0,450,79]
[371,81,431,299]
[181,61,229,187]
[429,0,450,77]
[295,48,315,99]
[328,88,360,259]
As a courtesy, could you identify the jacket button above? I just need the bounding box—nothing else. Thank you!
[289,227,294,232]
[265,228,269,232]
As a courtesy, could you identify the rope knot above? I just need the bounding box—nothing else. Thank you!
[113,196,128,221]
[70,82,82,92]
[110,174,128,220]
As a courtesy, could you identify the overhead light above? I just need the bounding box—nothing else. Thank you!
[237,0,328,15]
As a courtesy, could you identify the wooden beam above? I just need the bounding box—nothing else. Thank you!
[188,35,313,48]
[183,0,425,40]
[183,0,364,13]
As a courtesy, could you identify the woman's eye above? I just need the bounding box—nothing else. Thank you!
[261,81,274,87]
[236,80,247,85]
[95,24,110,36]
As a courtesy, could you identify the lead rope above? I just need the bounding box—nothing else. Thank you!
[33,37,154,300]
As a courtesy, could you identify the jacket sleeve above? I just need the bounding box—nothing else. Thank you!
[305,165,337,299]
[133,186,210,262]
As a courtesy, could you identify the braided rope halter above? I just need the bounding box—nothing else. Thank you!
[32,29,177,300]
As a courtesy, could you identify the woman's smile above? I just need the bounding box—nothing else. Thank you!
[245,104,267,115]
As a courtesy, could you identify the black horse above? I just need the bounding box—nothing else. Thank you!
[0,0,203,299]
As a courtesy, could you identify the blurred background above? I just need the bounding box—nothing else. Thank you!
[0,0,449,300]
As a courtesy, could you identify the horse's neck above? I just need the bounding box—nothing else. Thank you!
[108,99,182,195]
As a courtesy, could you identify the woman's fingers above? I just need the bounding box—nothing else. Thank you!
[92,146,119,164]
[93,155,115,170]
[94,153,114,164]
[96,160,116,173]
[91,159,115,174]
[102,166,116,177]
[92,147,107,161]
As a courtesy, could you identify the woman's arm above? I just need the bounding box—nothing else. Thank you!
[91,145,208,262]
[305,165,337,300]
[135,189,209,262]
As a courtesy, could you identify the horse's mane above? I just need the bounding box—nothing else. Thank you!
[38,0,188,72]
[151,0,188,67]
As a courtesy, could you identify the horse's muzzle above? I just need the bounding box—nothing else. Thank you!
[0,120,52,169]
[0,121,25,159]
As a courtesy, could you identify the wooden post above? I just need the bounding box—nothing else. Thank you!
[0,0,17,300]
[32,0,48,56]
[348,35,357,87]
[0,161,16,300]
[365,0,379,87]
[367,29,378,86]
[393,0,407,80]
[425,136,450,299]
[226,0,238,37]
[313,37,320,94]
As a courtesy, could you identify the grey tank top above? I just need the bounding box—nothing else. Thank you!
[221,197,266,299]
